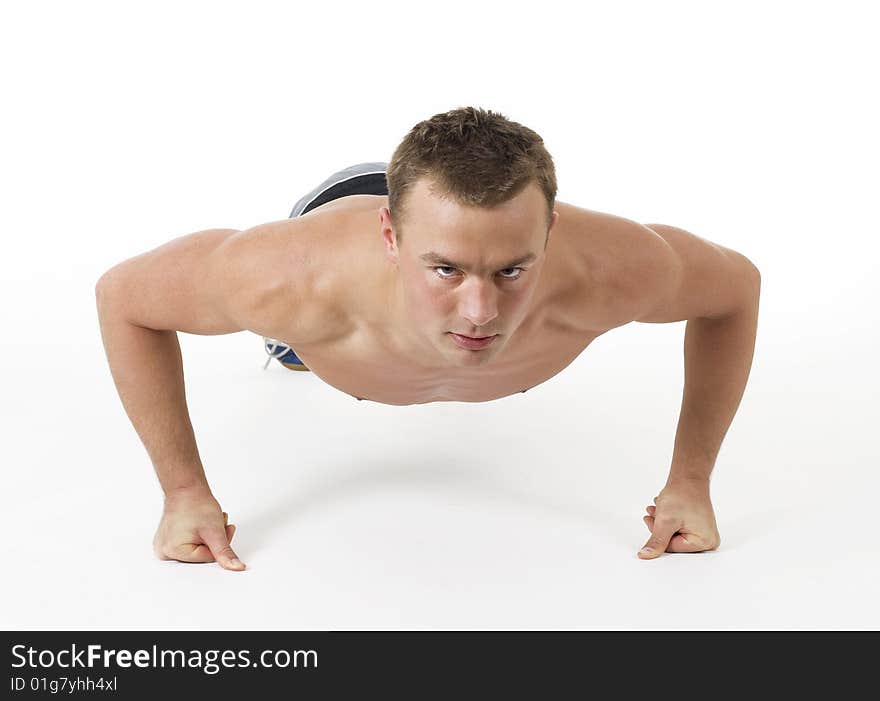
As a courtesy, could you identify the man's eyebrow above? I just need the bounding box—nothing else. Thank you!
[418,251,537,270]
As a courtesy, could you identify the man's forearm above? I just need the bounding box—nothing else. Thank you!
[96,286,210,495]
[667,283,761,483]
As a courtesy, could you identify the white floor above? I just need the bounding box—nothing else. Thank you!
[4,291,878,630]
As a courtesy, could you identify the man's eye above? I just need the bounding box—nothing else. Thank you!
[433,266,524,279]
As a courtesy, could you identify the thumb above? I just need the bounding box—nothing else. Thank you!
[198,524,246,570]
[638,517,680,559]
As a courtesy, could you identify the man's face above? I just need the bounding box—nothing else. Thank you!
[380,177,558,367]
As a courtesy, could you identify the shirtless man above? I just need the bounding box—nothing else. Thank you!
[95,107,761,571]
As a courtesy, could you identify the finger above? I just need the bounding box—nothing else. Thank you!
[198,525,246,570]
[642,515,714,554]
[666,532,713,553]
[222,511,228,525]
[225,523,236,543]
[646,505,656,516]
[638,516,680,559]
[169,542,217,563]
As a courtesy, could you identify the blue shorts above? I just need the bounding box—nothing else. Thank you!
[264,162,388,371]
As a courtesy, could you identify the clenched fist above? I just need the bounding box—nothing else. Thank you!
[638,477,721,559]
[153,485,246,571]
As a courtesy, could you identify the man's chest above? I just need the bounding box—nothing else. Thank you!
[289,308,605,405]
[270,200,647,404]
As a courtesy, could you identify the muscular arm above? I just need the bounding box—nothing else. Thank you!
[624,221,761,558]
[636,223,762,477]
[95,228,243,493]
[95,218,332,570]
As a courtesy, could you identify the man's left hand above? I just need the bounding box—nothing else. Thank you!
[638,477,721,559]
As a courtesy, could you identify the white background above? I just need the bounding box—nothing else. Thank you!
[2,0,877,630]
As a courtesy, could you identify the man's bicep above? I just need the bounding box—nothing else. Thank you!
[97,228,250,334]
[96,221,297,336]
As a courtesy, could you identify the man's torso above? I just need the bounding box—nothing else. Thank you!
[257,194,653,405]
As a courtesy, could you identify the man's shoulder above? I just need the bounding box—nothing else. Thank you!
[557,202,667,331]
[230,214,355,345]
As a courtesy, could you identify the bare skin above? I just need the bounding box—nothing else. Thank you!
[262,187,639,405]
[140,177,755,568]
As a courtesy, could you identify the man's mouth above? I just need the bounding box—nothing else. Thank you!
[449,333,498,350]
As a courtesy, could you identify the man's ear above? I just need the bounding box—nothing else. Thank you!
[545,210,559,249]
[379,207,399,262]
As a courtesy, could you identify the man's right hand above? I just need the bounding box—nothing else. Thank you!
[153,484,246,571]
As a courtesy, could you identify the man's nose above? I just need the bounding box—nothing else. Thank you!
[458,282,499,329]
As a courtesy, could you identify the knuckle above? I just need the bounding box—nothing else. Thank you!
[153,537,174,560]
[215,544,236,560]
